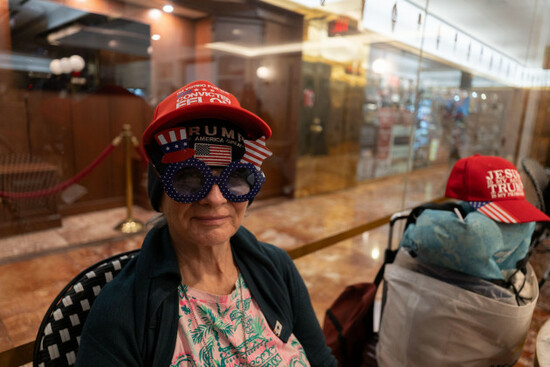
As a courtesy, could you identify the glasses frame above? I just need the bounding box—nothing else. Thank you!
[161,158,265,203]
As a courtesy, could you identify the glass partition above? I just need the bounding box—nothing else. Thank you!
[0,0,549,233]
[1,0,550,361]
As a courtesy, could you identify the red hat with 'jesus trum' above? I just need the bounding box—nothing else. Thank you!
[445,154,550,223]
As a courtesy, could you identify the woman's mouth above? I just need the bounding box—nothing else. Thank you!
[193,215,229,225]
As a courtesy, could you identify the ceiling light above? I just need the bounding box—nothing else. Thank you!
[69,55,85,72]
[151,34,161,41]
[149,9,162,19]
[162,4,174,13]
[49,55,86,75]
[47,25,82,44]
[59,58,72,73]
[49,59,62,75]
[481,93,487,100]
[320,38,358,63]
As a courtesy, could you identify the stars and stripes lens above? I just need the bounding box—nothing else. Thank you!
[162,158,264,203]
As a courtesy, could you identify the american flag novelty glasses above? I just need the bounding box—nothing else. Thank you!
[161,158,265,203]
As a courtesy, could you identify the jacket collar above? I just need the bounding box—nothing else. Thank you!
[139,225,181,281]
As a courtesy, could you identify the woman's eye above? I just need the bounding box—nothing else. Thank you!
[227,169,253,195]
[173,168,204,194]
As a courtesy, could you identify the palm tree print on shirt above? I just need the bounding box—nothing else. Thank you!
[171,275,311,367]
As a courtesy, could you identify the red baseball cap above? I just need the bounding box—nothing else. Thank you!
[142,80,271,159]
[445,154,550,223]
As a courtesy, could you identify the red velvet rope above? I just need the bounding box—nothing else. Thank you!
[0,143,116,199]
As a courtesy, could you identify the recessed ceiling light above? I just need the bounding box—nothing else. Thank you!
[163,4,174,13]
[151,34,161,41]
[149,9,162,19]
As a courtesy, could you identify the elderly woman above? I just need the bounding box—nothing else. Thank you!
[76,80,337,367]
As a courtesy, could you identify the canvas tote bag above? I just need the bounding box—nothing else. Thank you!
[376,262,538,367]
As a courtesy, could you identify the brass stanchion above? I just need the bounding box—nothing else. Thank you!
[115,124,144,233]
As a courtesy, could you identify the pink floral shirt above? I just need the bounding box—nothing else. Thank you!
[170,274,311,366]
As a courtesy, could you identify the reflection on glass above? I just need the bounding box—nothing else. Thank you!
[0,0,548,234]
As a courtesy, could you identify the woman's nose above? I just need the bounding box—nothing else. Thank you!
[199,183,227,205]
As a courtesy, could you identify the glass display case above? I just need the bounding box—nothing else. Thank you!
[0,0,548,227]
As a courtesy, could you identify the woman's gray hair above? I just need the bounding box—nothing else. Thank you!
[146,213,167,230]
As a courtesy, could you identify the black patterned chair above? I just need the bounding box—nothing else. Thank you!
[33,249,140,367]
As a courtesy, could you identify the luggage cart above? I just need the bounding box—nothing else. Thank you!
[377,202,540,367]
[372,210,409,337]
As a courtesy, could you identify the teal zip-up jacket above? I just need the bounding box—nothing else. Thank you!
[75,225,336,367]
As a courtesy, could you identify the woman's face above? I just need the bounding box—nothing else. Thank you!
[161,174,248,249]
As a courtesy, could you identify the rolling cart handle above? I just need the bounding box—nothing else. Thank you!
[388,210,411,251]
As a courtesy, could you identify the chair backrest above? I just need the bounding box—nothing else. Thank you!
[33,249,140,367]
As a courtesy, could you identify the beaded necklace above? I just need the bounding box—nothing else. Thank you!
[181,275,249,366]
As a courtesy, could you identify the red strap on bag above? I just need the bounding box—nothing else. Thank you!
[323,282,378,366]
[323,247,397,367]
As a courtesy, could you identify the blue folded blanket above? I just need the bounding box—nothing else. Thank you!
[399,201,535,280]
